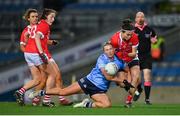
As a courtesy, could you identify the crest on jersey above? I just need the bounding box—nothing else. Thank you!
[129,42,132,46]
[145,33,150,38]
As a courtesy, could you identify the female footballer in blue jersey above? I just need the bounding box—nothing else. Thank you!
[30,42,133,108]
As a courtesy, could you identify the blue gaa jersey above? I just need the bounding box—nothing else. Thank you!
[86,53,125,91]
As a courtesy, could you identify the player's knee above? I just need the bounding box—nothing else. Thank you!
[34,79,41,86]
[56,75,61,83]
[102,101,111,108]
[40,80,46,88]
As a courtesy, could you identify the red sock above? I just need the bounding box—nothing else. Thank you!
[43,95,51,103]
[126,95,133,104]
[18,87,26,95]
[59,96,65,102]
[33,97,40,102]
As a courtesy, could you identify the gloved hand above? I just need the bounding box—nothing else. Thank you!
[39,53,48,64]
[123,80,134,91]
[52,40,59,45]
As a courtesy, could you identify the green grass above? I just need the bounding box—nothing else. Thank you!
[0,102,180,115]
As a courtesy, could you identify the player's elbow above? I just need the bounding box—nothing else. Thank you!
[20,46,25,52]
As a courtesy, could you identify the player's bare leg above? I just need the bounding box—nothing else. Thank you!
[29,82,83,99]
[126,66,141,107]
[91,94,111,108]
[73,93,111,108]
[32,71,47,106]
[14,66,41,106]
[50,61,73,105]
[38,62,57,107]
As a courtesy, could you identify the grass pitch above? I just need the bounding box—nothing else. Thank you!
[0,102,180,115]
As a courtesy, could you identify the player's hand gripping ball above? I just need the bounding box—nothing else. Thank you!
[105,62,118,76]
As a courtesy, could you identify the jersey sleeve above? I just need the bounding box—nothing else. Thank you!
[150,27,157,39]
[36,24,48,39]
[132,33,139,48]
[110,32,119,48]
[20,29,28,45]
[20,31,25,44]
[97,55,106,69]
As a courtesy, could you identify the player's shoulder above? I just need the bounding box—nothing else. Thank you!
[145,25,154,31]
[99,54,106,59]
[131,32,138,39]
[98,54,108,61]
[37,20,49,30]
[115,31,121,36]
[22,25,30,31]
[21,25,30,34]
[112,31,120,37]
[38,20,48,26]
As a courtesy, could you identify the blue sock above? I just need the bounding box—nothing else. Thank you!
[39,90,45,96]
[85,101,93,108]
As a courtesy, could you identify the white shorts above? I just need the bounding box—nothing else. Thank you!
[24,52,45,67]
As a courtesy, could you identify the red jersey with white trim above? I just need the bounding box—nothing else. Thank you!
[36,20,52,59]
[20,26,31,46]
[24,25,40,53]
[110,31,139,63]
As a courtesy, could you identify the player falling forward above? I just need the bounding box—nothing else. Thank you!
[29,43,134,108]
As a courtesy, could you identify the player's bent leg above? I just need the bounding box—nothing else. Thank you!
[15,66,41,106]
[56,82,83,96]
[50,61,63,88]
[133,78,143,101]
[50,61,73,105]
[37,82,82,97]
[124,65,140,108]
[32,71,47,106]
[129,65,141,95]
[39,63,57,91]
[23,66,42,90]
[34,71,47,91]
[91,93,111,108]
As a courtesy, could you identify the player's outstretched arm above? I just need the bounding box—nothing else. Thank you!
[47,40,59,45]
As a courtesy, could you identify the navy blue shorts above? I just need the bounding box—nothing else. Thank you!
[128,60,139,68]
[78,77,107,96]
[139,54,152,70]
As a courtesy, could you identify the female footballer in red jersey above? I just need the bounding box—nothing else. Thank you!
[15,9,47,106]
[110,19,141,108]
[16,9,72,107]
[34,8,72,106]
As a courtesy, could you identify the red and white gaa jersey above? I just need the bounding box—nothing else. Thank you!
[36,20,52,59]
[20,25,31,46]
[24,24,39,53]
[110,31,139,63]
